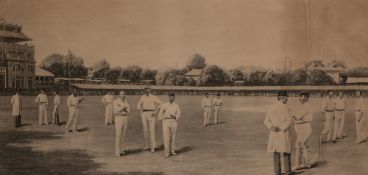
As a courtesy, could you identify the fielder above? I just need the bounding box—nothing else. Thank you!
[333,91,347,140]
[320,90,335,142]
[264,91,292,175]
[158,93,181,158]
[354,91,367,144]
[137,86,161,152]
[292,91,313,170]
[52,91,61,126]
[113,91,130,156]
[102,91,114,125]
[201,93,212,127]
[65,91,85,133]
[10,90,22,128]
[35,89,49,125]
[212,93,223,125]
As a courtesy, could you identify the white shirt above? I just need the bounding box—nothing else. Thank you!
[54,95,61,106]
[35,94,48,104]
[113,98,130,116]
[101,94,114,104]
[159,102,181,120]
[67,95,82,108]
[321,97,335,112]
[137,94,161,111]
[355,97,365,111]
[212,98,223,106]
[292,101,313,124]
[334,97,347,110]
[201,98,212,108]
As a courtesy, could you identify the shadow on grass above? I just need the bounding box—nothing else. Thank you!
[21,123,33,127]
[0,130,163,175]
[76,127,90,132]
[176,146,194,154]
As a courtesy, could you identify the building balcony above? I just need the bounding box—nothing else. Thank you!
[0,43,34,51]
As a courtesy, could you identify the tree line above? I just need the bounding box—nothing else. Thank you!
[41,52,363,86]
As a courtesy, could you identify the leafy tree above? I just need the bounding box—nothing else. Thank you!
[200,65,229,86]
[186,53,207,69]
[93,67,109,78]
[141,68,157,80]
[290,68,308,85]
[155,68,184,85]
[229,69,245,82]
[248,71,267,85]
[42,63,64,77]
[308,69,335,85]
[305,60,325,69]
[92,59,110,78]
[121,65,142,83]
[41,52,87,78]
[106,67,122,84]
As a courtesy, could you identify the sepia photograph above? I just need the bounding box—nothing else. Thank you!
[0,0,368,174]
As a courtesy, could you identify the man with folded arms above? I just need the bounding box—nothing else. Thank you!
[137,86,161,152]
[159,93,181,158]
[113,91,130,156]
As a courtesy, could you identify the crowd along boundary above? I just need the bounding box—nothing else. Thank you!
[71,84,368,96]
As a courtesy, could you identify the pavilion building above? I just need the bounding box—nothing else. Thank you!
[0,18,35,89]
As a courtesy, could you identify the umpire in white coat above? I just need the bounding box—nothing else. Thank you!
[264,90,292,175]
[11,90,22,128]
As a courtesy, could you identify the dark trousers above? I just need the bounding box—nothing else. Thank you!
[274,152,291,175]
[54,112,60,126]
[14,115,21,128]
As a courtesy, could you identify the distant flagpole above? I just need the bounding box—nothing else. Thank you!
[68,50,71,92]
[304,0,311,55]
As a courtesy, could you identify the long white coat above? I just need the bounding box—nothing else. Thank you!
[11,94,22,116]
[264,101,292,153]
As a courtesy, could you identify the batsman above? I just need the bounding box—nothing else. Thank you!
[292,91,313,170]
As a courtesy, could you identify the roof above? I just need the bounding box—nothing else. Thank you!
[55,77,85,81]
[0,30,32,42]
[185,69,203,76]
[35,67,54,77]
[346,77,368,84]
[71,84,368,91]
[0,18,31,42]
[340,72,368,78]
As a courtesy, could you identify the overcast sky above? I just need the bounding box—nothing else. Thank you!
[1,0,368,70]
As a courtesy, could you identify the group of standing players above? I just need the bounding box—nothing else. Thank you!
[265,90,367,175]
[9,87,367,173]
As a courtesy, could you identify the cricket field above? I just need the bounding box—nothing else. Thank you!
[0,95,367,175]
